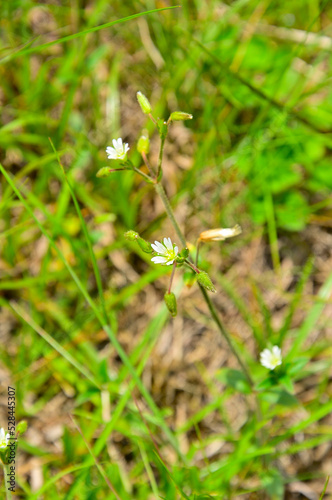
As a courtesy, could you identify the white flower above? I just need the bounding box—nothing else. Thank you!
[106,138,130,160]
[0,428,10,449]
[260,346,282,370]
[151,238,179,266]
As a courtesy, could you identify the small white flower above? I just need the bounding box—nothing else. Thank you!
[0,428,10,449]
[260,346,282,370]
[106,138,130,160]
[151,237,179,266]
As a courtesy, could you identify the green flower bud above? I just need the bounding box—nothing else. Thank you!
[169,111,193,122]
[137,91,152,114]
[124,231,152,253]
[17,420,28,435]
[124,230,139,241]
[137,237,152,253]
[96,167,112,178]
[197,271,216,293]
[164,292,177,317]
[137,134,150,155]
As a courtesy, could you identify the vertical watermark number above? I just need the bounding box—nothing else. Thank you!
[7,387,16,492]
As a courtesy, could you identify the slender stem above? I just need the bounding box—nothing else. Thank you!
[185,260,200,274]
[156,136,166,180]
[108,168,128,173]
[132,167,153,183]
[148,113,157,126]
[141,152,155,178]
[195,239,201,267]
[154,183,186,247]
[200,286,253,386]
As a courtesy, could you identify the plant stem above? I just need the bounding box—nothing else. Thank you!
[185,260,200,274]
[195,239,202,267]
[132,167,153,183]
[156,136,166,181]
[200,286,253,386]
[154,183,186,247]
[154,180,253,386]
[141,151,155,178]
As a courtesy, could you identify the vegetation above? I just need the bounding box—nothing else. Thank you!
[0,1,331,498]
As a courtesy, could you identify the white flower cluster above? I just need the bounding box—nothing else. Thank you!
[106,138,129,160]
[151,238,178,266]
[260,346,282,370]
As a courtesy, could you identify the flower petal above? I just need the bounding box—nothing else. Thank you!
[151,256,168,264]
[153,241,167,253]
[164,237,173,250]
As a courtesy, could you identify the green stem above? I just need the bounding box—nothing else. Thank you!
[185,260,200,274]
[200,286,253,386]
[141,152,155,178]
[156,136,166,181]
[195,239,201,267]
[154,183,186,248]
[132,167,154,183]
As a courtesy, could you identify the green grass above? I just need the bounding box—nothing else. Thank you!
[1,1,332,498]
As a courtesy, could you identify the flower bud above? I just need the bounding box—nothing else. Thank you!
[124,230,139,241]
[17,420,28,435]
[96,167,112,178]
[137,91,152,114]
[169,111,193,122]
[137,134,150,155]
[199,225,242,242]
[197,271,216,293]
[137,237,152,253]
[124,231,152,253]
[164,292,177,317]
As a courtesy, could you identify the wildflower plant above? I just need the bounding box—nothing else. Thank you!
[94,90,318,497]
[99,91,250,376]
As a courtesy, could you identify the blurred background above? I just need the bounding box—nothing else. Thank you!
[0,1,332,498]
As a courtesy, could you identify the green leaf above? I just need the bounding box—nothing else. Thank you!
[217,368,252,394]
[262,389,299,407]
